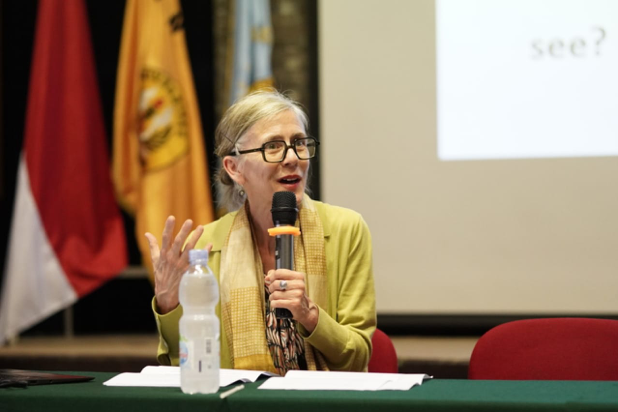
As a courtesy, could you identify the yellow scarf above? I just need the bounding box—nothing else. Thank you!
[219,197,329,373]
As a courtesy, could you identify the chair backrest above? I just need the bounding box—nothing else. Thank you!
[368,328,398,373]
[468,318,618,380]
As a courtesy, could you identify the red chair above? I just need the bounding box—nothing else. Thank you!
[368,328,398,373]
[468,318,618,380]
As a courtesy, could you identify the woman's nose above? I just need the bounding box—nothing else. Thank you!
[282,145,299,166]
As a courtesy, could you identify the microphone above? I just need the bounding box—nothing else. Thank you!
[269,191,300,319]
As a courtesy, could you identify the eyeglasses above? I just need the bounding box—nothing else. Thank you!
[233,137,320,163]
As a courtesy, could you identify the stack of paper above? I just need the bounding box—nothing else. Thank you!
[103,366,276,388]
[259,370,431,391]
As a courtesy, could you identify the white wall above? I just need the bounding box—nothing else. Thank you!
[318,0,618,314]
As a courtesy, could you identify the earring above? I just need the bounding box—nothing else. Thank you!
[239,187,245,197]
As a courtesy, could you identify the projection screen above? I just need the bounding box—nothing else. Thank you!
[318,0,618,316]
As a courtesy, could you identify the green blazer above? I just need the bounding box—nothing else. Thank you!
[153,200,376,371]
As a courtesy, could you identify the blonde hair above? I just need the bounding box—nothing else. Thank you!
[215,90,309,210]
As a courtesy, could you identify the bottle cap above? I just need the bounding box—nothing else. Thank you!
[188,249,209,264]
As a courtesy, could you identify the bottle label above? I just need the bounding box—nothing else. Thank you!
[179,336,191,367]
[179,335,218,372]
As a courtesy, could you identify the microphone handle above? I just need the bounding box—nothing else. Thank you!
[275,234,294,319]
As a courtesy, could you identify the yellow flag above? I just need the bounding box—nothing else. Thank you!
[113,0,214,279]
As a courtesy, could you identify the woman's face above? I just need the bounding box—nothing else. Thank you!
[231,109,310,211]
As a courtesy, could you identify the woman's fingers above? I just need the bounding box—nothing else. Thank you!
[265,269,304,294]
[273,279,299,292]
[171,219,194,256]
[160,216,176,252]
[181,225,205,257]
[265,268,303,282]
[144,232,160,262]
[269,286,304,301]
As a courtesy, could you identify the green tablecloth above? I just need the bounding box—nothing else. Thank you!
[2,372,618,412]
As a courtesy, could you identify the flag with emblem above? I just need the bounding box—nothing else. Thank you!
[0,0,128,344]
[113,0,214,278]
[226,0,274,106]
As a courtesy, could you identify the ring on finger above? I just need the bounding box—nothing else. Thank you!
[280,280,288,291]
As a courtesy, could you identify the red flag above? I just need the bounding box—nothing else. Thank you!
[0,0,127,343]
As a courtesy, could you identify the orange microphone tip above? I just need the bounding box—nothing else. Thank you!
[268,226,301,237]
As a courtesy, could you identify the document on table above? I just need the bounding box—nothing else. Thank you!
[258,370,432,391]
[102,366,277,388]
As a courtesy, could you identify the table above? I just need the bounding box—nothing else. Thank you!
[2,372,618,412]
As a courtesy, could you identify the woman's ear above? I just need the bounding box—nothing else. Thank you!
[222,156,245,186]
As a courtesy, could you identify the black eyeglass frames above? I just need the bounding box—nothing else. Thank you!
[232,137,319,163]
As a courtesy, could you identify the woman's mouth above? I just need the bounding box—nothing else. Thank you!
[278,175,302,188]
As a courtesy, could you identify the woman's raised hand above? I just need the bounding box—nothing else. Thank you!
[145,216,212,314]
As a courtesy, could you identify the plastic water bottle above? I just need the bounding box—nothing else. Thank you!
[179,249,220,394]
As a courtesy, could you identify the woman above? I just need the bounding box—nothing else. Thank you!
[148,90,376,374]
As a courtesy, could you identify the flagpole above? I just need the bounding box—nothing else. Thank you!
[63,307,74,339]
